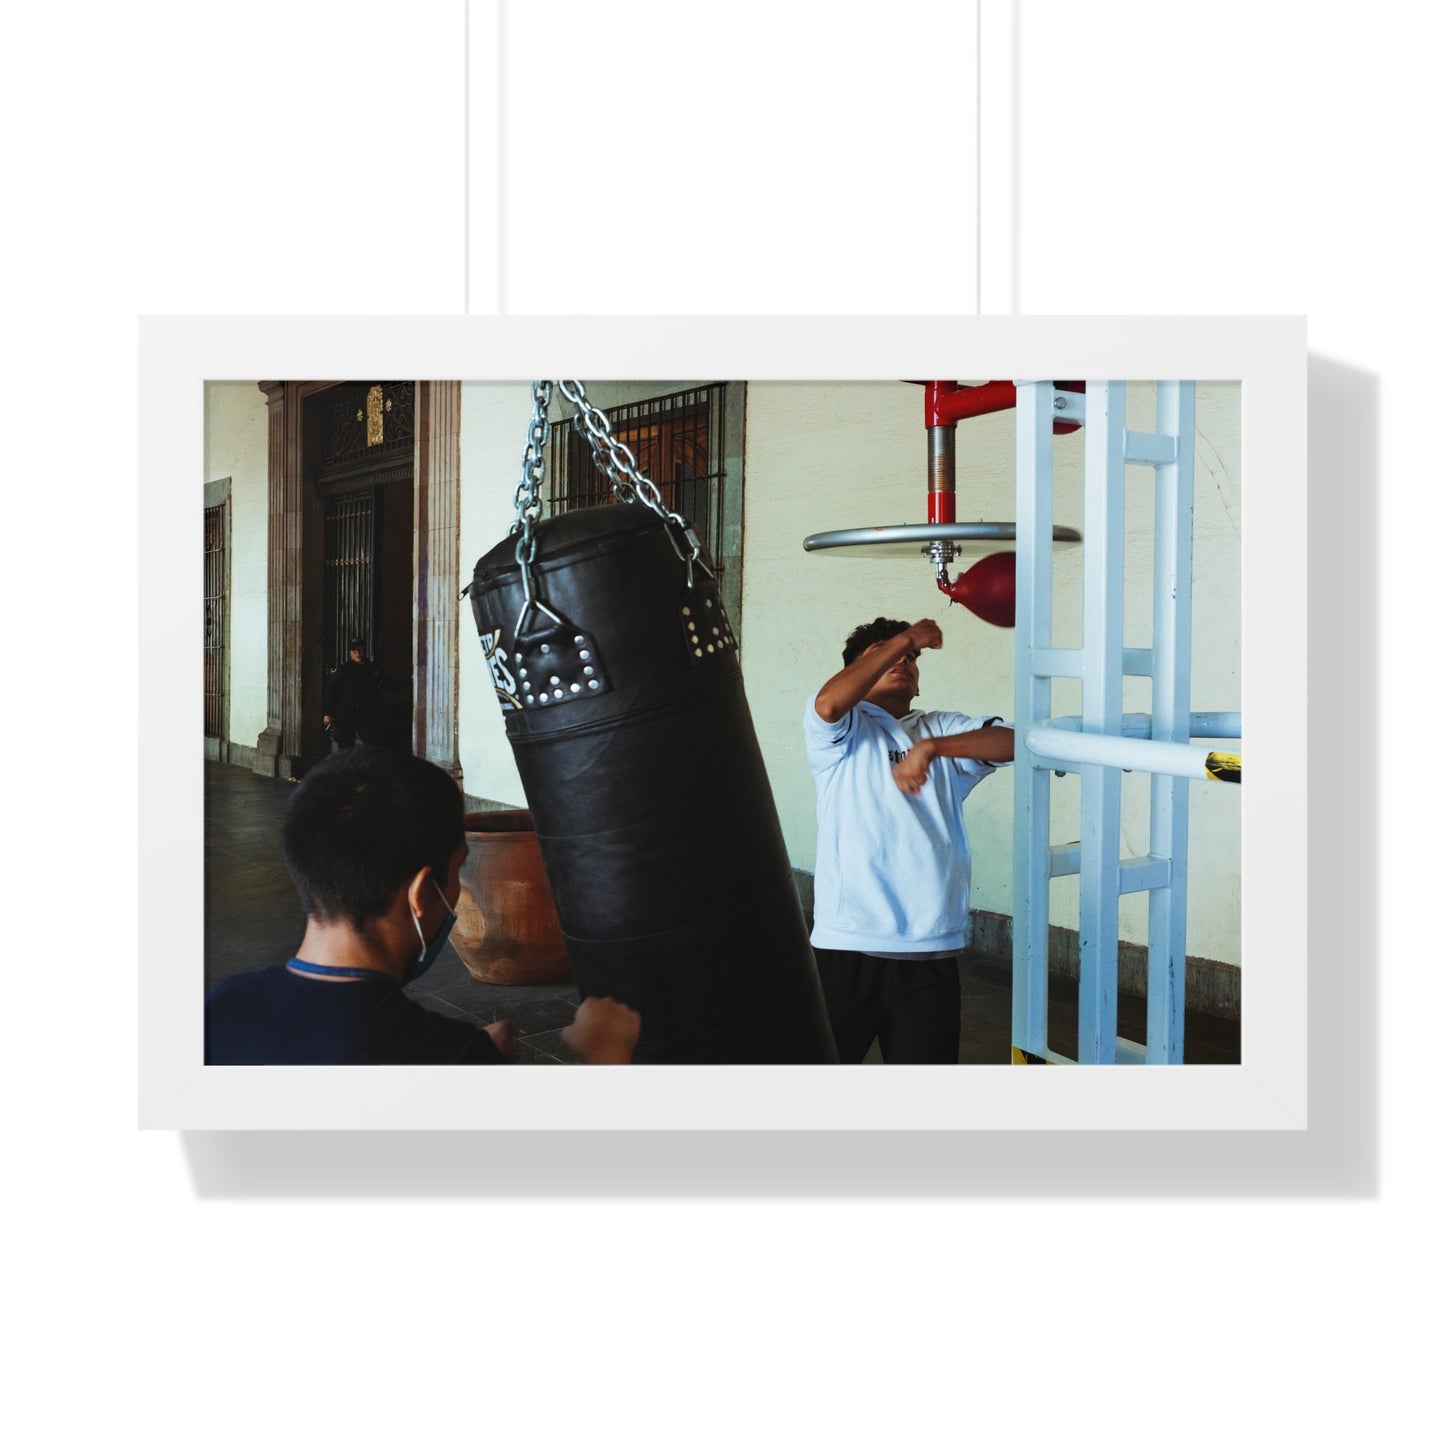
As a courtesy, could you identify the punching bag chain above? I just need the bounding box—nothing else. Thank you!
[511,380,554,568]
[508,380,713,611]
[508,380,568,636]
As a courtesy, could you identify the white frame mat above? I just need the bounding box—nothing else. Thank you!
[140,315,1304,1131]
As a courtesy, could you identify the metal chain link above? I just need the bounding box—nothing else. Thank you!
[557,379,643,506]
[511,380,554,567]
[509,379,709,602]
[556,380,700,557]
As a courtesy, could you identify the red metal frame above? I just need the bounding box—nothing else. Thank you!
[912,380,1082,523]
[923,379,1021,428]
[917,379,1085,430]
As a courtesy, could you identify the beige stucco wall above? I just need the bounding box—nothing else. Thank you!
[739,381,1241,965]
[457,381,531,805]
[203,382,270,750]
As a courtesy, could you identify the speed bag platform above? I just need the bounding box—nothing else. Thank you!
[470,504,837,1064]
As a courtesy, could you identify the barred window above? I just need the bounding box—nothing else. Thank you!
[547,382,746,639]
[322,489,376,675]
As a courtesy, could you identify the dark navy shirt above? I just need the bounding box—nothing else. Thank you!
[204,964,506,1065]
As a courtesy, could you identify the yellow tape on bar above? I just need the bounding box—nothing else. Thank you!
[1205,751,1242,783]
[1011,1047,1054,1065]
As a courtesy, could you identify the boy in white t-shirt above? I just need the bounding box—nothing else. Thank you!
[805,616,1013,1063]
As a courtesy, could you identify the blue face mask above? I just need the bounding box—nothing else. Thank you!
[407,878,457,985]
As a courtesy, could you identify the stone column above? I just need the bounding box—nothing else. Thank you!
[414,380,463,785]
[252,382,290,777]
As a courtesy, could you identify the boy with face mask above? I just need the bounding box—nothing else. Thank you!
[205,747,639,1065]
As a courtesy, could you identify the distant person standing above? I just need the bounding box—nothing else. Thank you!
[323,637,393,748]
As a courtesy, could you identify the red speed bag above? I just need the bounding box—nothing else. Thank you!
[937,550,1016,627]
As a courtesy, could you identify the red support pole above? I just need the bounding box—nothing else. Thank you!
[911,380,1083,531]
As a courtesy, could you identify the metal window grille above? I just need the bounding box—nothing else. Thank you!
[323,490,376,674]
[549,385,728,571]
[204,504,225,737]
[321,381,416,473]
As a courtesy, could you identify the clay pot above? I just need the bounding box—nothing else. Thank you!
[450,809,571,985]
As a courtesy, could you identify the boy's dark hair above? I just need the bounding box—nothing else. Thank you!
[281,748,465,928]
[842,616,912,667]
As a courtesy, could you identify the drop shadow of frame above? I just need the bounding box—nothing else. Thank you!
[181,355,1377,1200]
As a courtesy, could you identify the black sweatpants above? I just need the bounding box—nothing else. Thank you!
[813,948,961,1064]
[329,713,382,750]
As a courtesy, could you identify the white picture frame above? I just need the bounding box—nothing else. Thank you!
[141,314,1304,1135]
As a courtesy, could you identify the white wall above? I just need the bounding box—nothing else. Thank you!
[457,380,531,804]
[203,382,269,750]
[740,380,1241,964]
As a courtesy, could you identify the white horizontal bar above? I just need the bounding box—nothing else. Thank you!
[1013,1047,1075,1066]
[1031,650,1157,679]
[1187,712,1242,739]
[1014,1040,1148,1066]
[1124,431,1178,466]
[1031,649,1084,678]
[1046,711,1242,741]
[1052,390,1086,424]
[1048,846,1171,893]
[1123,856,1172,892]
[1026,725,1241,782]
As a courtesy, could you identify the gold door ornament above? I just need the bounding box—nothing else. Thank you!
[365,384,387,446]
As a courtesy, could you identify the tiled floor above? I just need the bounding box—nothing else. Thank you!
[205,761,1240,1065]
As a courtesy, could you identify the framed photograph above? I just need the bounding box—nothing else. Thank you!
[140,315,1303,1130]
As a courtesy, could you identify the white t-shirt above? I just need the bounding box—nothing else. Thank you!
[804,693,1008,955]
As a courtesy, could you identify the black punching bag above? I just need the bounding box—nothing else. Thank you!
[470,504,836,1064]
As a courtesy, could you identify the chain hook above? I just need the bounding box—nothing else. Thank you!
[510,380,553,605]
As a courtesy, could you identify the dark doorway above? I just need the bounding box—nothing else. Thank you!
[307,381,416,755]
[204,501,227,739]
